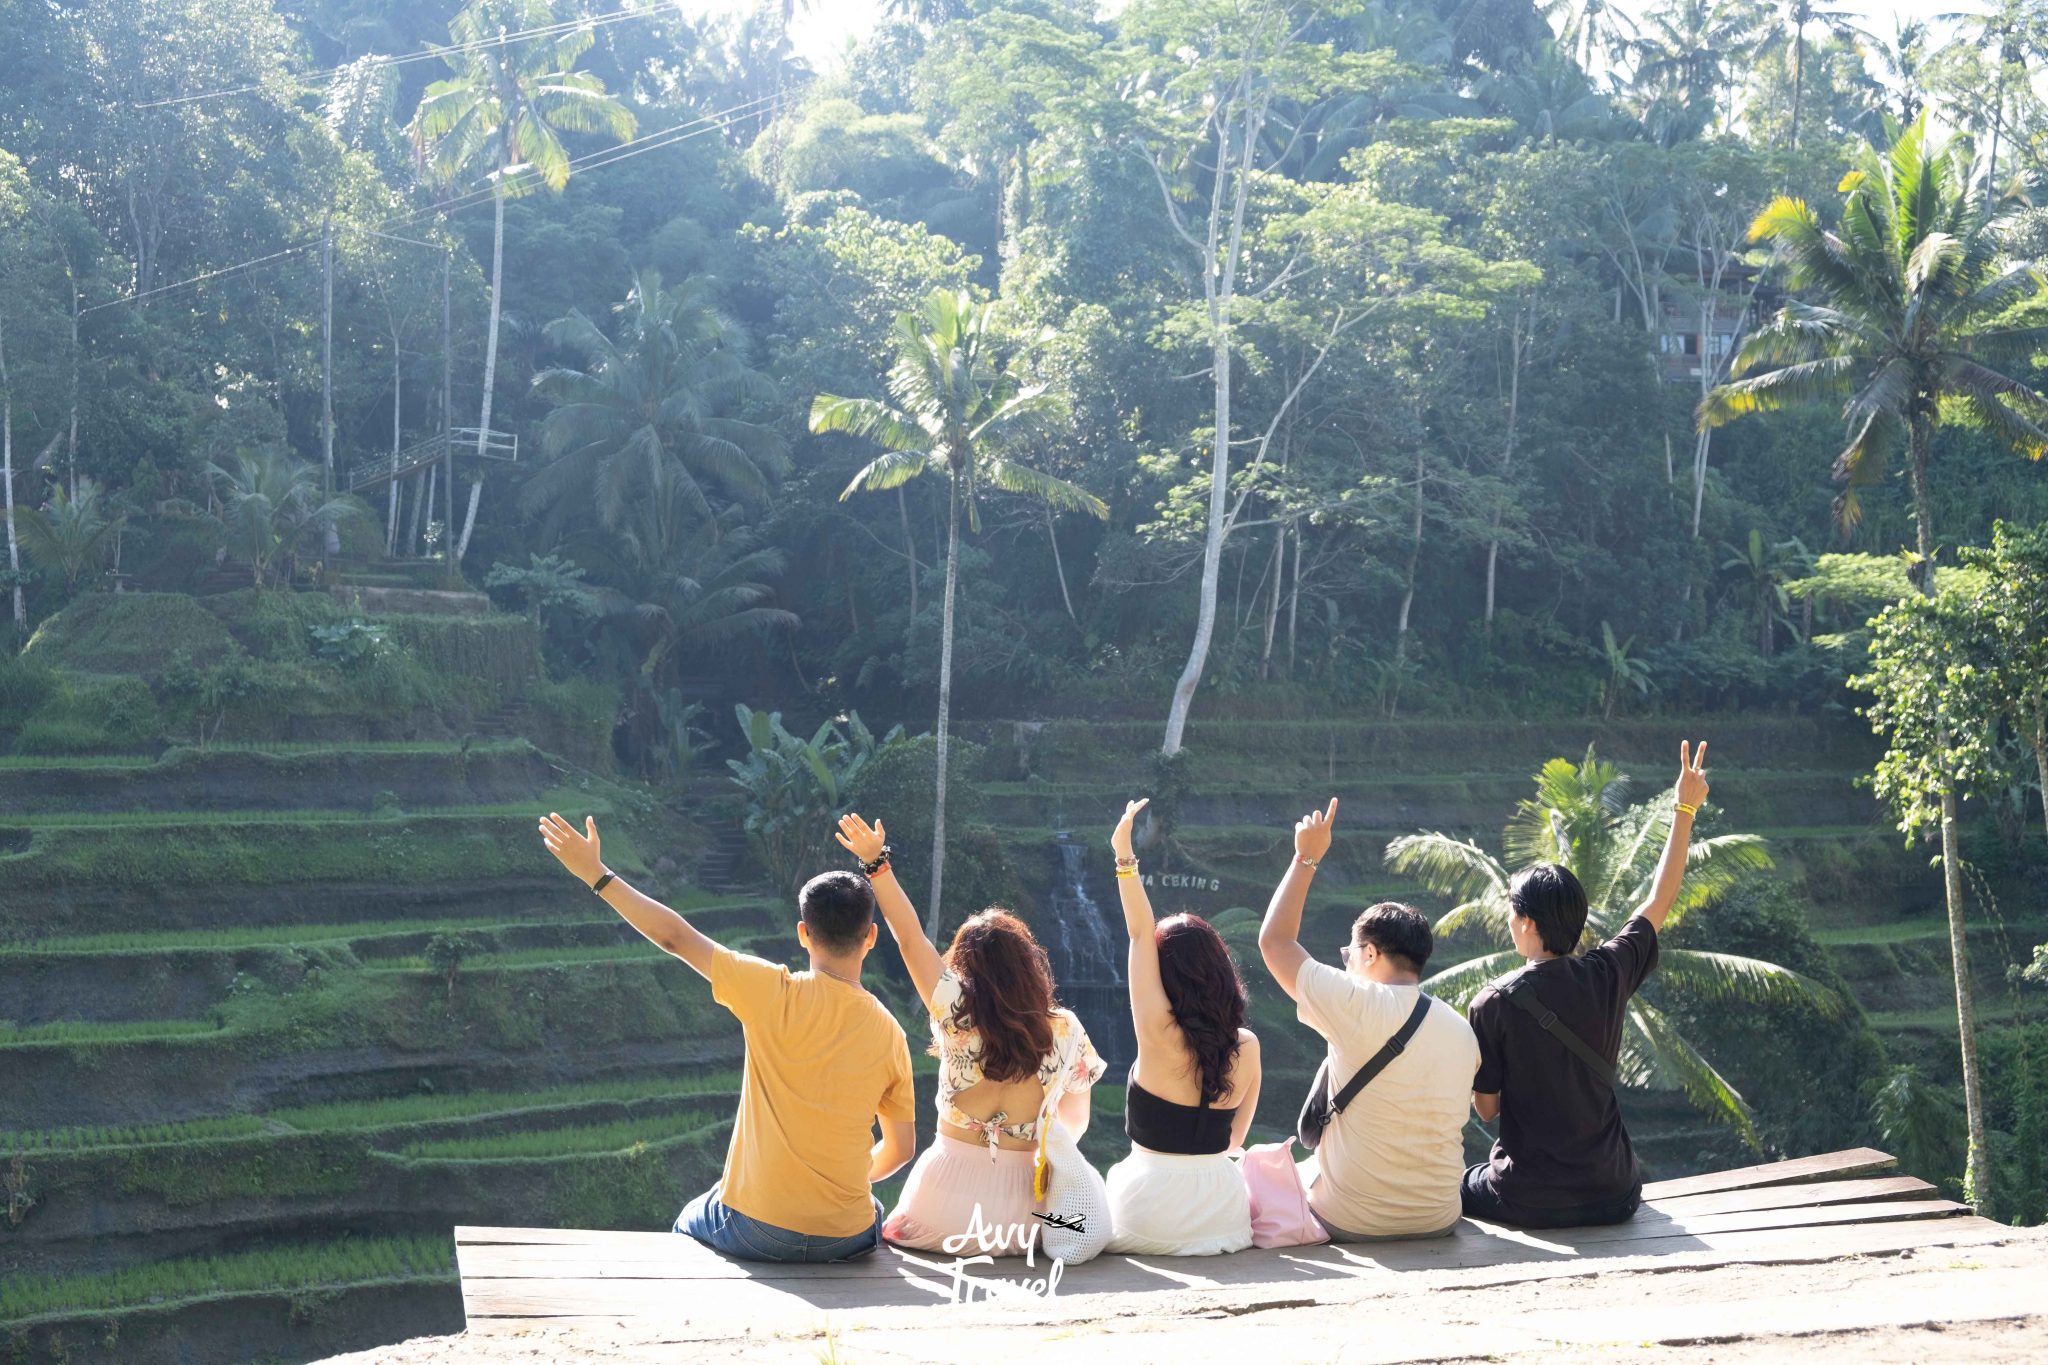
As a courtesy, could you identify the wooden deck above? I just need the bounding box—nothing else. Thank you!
[455,1148,2017,1338]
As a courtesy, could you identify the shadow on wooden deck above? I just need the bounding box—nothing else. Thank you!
[454,1147,2014,1334]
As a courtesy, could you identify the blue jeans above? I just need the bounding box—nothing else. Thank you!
[675,1183,885,1263]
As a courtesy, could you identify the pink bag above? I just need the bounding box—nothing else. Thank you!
[1240,1141,1329,1248]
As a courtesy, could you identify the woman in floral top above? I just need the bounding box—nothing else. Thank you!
[837,813,1107,1254]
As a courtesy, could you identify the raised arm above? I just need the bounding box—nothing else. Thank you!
[837,812,945,1011]
[1258,798,1337,1000]
[540,813,718,979]
[1112,798,1175,1044]
[1633,741,1710,935]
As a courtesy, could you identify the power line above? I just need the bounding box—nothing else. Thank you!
[132,5,662,110]
[78,92,780,315]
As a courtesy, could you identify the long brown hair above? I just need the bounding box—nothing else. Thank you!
[1155,914,1246,1106]
[942,909,1056,1083]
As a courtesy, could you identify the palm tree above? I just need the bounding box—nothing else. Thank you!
[1702,112,2048,1204]
[1941,1,2048,204]
[17,478,118,597]
[206,447,366,590]
[526,270,785,538]
[1386,747,1834,1147]
[810,289,1107,938]
[1864,17,1931,125]
[1543,0,1639,72]
[411,0,636,570]
[1755,1,1869,151]
[1628,0,1765,144]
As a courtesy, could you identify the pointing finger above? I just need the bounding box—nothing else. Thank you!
[1325,796,1339,822]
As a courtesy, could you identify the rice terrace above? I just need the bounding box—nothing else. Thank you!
[0,1,2045,1362]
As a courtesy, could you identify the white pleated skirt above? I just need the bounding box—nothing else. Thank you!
[1104,1147,1254,1256]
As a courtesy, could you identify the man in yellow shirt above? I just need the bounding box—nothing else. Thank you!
[539,812,918,1261]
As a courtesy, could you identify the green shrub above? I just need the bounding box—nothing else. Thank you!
[19,592,237,679]
[12,674,160,754]
[201,589,345,661]
[0,653,56,743]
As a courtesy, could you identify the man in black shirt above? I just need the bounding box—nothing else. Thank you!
[1462,741,1711,1228]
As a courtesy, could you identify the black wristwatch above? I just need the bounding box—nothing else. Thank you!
[590,870,615,893]
[858,846,892,877]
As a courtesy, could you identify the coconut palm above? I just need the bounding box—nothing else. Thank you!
[16,478,118,597]
[1754,1,1870,151]
[205,447,367,590]
[1543,0,1639,72]
[1627,0,1765,144]
[1386,746,1834,1148]
[411,0,636,569]
[1941,1,2048,203]
[1700,115,2048,1202]
[810,289,1107,938]
[527,270,786,538]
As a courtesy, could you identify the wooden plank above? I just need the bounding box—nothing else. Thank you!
[458,1217,2022,1325]
[1511,1198,1966,1245]
[457,1242,959,1281]
[1640,1147,1895,1201]
[1647,1176,1935,1219]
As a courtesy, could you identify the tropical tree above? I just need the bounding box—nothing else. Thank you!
[1386,746,1834,1146]
[811,288,1106,937]
[527,270,785,537]
[1627,0,1763,143]
[1599,621,1652,718]
[1940,0,2048,202]
[16,479,118,598]
[411,0,636,568]
[1543,0,1639,71]
[1754,1,1869,151]
[1702,114,2048,1204]
[205,448,365,590]
[726,704,903,897]
[1719,528,1809,656]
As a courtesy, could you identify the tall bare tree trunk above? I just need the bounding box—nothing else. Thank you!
[1391,446,1424,716]
[386,330,403,554]
[898,487,918,618]
[1287,521,1301,678]
[1485,306,1526,640]
[1789,23,1806,152]
[1911,423,1990,1207]
[0,311,21,628]
[2032,696,2048,846]
[927,476,961,941]
[1047,504,1077,622]
[1162,79,1258,756]
[455,183,505,567]
[1259,523,1284,679]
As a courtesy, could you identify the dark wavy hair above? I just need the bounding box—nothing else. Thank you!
[942,909,1056,1084]
[1155,913,1247,1106]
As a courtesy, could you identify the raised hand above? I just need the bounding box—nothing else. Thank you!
[539,812,605,887]
[1676,740,1709,812]
[1295,797,1338,864]
[835,811,887,866]
[1112,798,1149,860]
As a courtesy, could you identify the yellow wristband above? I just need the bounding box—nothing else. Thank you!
[1674,802,1698,817]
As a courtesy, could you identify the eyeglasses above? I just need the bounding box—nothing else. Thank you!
[1340,943,1355,963]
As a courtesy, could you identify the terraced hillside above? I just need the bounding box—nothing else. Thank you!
[3,595,2036,1363]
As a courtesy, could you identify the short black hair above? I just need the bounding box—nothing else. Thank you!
[1351,902,1433,974]
[1509,862,1588,956]
[799,871,876,953]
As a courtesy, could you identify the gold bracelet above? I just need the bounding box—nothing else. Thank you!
[1114,865,1139,879]
[1295,854,1320,870]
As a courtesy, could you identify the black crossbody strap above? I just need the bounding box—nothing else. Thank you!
[1505,976,1617,1089]
[1329,994,1433,1116]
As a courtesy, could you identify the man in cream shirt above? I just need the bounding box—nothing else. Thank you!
[1258,799,1480,1239]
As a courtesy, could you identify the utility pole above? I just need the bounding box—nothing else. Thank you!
[440,246,455,580]
[321,215,336,564]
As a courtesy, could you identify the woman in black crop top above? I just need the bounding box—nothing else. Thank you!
[1100,799,1261,1255]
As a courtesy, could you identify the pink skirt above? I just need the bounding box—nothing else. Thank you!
[883,1136,1041,1255]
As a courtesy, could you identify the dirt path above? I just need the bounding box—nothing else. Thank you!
[326,1229,2048,1363]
